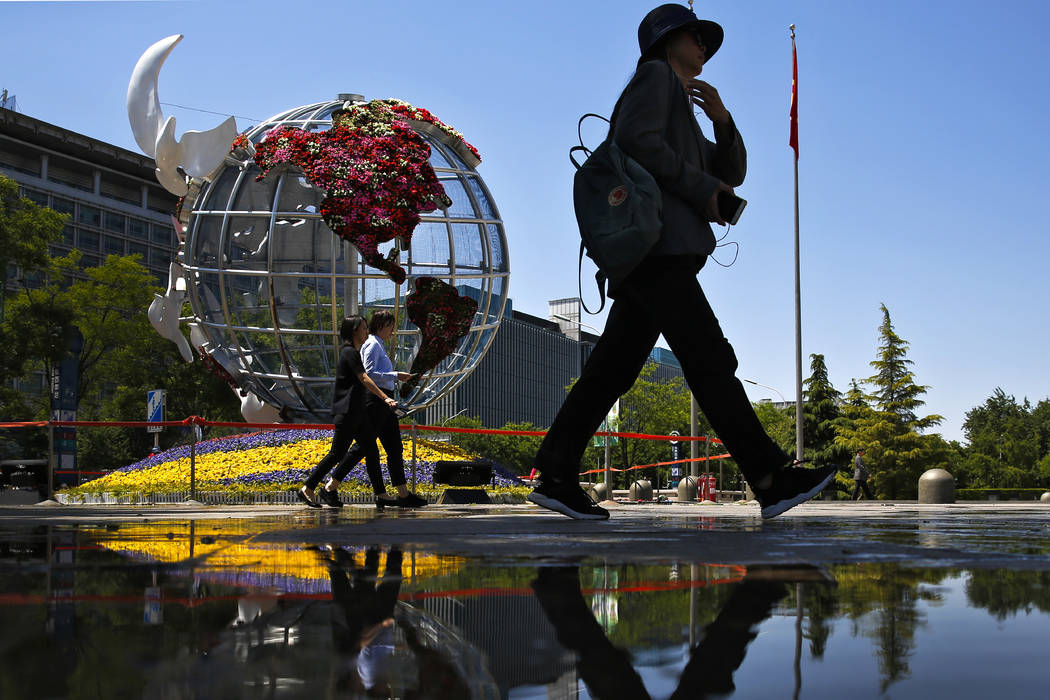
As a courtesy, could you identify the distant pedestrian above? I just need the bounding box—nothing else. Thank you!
[527,3,836,520]
[297,315,400,509]
[852,448,874,500]
[341,310,426,509]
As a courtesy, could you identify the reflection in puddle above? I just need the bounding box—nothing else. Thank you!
[1,522,1048,698]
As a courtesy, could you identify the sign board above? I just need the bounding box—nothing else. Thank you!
[147,390,165,433]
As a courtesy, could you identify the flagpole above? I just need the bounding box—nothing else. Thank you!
[790,24,804,462]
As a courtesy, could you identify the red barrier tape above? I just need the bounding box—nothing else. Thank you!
[583,455,730,476]
[1,417,723,445]
[0,569,747,607]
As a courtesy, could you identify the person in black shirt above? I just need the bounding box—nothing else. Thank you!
[527,3,836,520]
[298,315,400,508]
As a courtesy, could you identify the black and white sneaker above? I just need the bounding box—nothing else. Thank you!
[528,480,610,520]
[754,464,837,519]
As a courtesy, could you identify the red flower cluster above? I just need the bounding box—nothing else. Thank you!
[230,132,252,153]
[400,278,478,398]
[251,100,465,284]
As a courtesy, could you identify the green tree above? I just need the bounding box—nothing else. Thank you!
[753,400,794,455]
[3,248,241,468]
[614,363,695,484]
[0,174,67,411]
[0,174,66,318]
[835,306,947,498]
[800,353,852,470]
[443,415,544,475]
[958,388,1043,488]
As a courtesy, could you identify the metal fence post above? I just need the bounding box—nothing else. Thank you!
[47,420,55,501]
[690,395,699,478]
[411,421,418,491]
[189,425,199,502]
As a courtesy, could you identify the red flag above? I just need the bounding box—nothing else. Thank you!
[789,40,799,159]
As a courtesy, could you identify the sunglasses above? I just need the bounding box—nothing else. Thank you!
[692,29,706,48]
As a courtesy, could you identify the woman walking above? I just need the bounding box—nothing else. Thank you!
[528,3,836,520]
[298,315,400,509]
[341,310,426,509]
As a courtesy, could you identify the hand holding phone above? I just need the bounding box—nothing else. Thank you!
[717,191,747,226]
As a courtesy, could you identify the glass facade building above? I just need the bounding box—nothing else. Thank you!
[1,107,180,288]
[422,298,684,428]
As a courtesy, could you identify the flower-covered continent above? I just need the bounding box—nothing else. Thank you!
[402,278,478,398]
[252,100,479,285]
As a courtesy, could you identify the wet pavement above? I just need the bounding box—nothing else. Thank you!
[1,501,1049,698]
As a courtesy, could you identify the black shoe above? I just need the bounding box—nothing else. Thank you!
[394,493,427,508]
[296,488,322,509]
[317,488,343,508]
[754,464,836,519]
[375,495,397,511]
[528,480,610,520]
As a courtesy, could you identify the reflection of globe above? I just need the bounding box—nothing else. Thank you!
[180,95,509,421]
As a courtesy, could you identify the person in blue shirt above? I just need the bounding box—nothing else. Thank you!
[339,310,426,509]
[299,315,400,508]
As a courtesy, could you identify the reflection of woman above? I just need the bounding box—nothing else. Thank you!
[298,316,399,508]
[324,546,473,697]
[342,310,426,509]
[326,546,403,695]
[531,565,807,699]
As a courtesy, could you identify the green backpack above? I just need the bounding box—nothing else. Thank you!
[570,113,663,314]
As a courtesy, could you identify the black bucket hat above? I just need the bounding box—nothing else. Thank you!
[638,4,724,62]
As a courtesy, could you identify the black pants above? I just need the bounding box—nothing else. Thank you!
[536,257,788,485]
[532,566,787,699]
[328,547,402,653]
[343,390,407,491]
[852,478,874,500]
[304,412,374,491]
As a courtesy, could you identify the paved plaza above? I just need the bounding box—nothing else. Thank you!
[2,500,1048,571]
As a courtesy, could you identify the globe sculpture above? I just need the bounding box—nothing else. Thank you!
[128,37,509,422]
[187,96,508,421]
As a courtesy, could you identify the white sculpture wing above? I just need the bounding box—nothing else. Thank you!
[127,34,238,196]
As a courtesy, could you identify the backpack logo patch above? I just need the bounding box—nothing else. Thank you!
[608,185,628,207]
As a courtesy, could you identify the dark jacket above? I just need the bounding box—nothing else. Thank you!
[330,344,366,421]
[612,59,747,258]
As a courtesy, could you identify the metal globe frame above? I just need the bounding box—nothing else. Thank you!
[180,96,510,422]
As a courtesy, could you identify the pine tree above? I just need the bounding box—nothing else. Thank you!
[836,305,947,498]
[800,353,851,473]
[868,304,939,429]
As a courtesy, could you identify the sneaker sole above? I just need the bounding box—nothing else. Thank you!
[760,469,836,519]
[527,491,610,520]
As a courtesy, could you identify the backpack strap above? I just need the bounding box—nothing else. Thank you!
[570,113,611,170]
[578,240,607,315]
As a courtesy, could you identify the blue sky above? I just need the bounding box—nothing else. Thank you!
[3,0,1048,443]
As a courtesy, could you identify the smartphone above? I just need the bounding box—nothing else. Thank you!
[717,191,747,225]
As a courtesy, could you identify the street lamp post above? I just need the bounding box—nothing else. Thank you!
[550,313,602,335]
[742,378,788,404]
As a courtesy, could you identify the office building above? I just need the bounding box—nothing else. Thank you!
[1,106,180,290]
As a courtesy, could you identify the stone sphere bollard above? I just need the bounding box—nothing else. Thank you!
[629,479,653,501]
[676,476,699,502]
[589,482,609,502]
[1040,492,1050,503]
[918,468,955,504]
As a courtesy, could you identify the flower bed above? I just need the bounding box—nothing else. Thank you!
[59,429,527,499]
